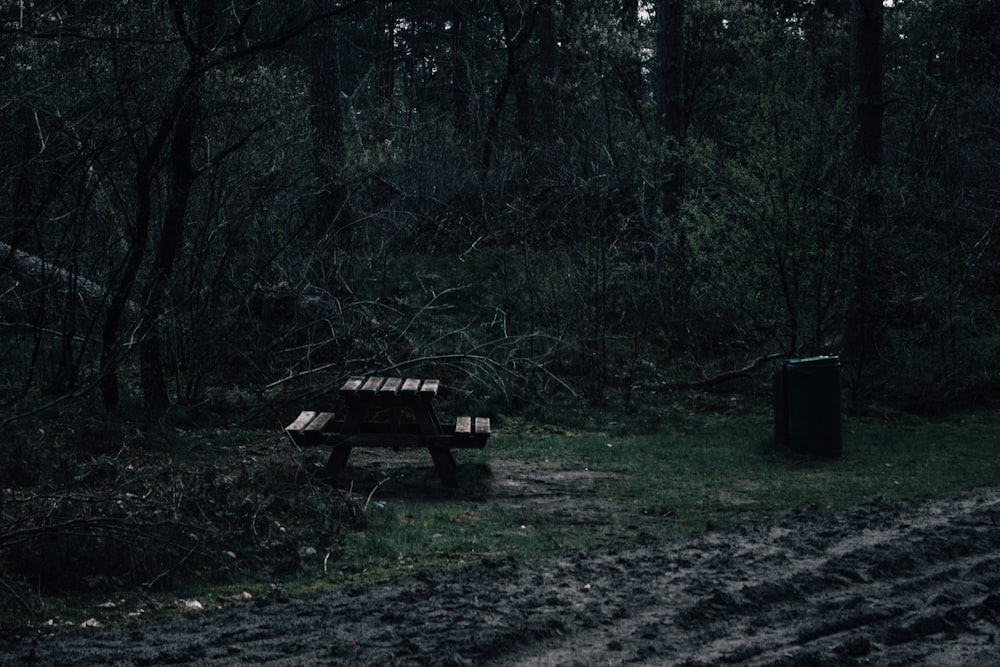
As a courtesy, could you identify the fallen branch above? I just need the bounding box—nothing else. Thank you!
[651,352,785,391]
[0,241,136,316]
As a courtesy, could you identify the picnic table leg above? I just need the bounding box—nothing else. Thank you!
[326,445,353,478]
[413,407,441,437]
[427,448,458,488]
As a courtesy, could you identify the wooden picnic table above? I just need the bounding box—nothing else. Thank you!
[285,376,491,487]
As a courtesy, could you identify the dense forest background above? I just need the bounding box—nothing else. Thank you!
[1,0,998,426]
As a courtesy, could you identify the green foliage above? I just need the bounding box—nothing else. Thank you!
[0,0,997,424]
[675,4,857,359]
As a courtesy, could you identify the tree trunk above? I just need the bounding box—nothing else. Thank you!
[537,3,557,144]
[514,63,532,144]
[138,0,217,414]
[451,7,473,136]
[843,0,885,402]
[0,241,131,316]
[852,0,884,174]
[138,96,198,413]
[374,3,395,137]
[620,0,643,122]
[654,0,685,217]
[481,0,545,170]
[310,14,350,241]
[100,150,155,412]
[100,0,211,413]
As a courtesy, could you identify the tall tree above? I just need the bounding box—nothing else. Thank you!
[451,5,474,136]
[843,0,885,399]
[98,1,370,413]
[478,0,548,169]
[654,0,685,217]
[373,2,396,137]
[309,12,350,241]
[619,0,644,123]
[100,21,192,412]
[537,2,558,143]
[852,0,884,175]
[136,0,219,413]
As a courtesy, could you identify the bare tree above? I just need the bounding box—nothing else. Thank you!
[309,5,351,242]
[843,0,885,399]
[654,0,685,217]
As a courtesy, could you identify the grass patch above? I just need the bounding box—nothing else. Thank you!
[3,403,999,635]
[300,406,1000,588]
[506,408,1000,527]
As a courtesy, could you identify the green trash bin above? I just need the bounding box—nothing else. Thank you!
[775,356,842,457]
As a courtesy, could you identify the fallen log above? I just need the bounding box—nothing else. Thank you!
[638,352,786,392]
[682,352,786,388]
[0,241,135,316]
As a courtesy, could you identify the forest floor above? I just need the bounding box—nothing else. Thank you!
[3,451,1000,666]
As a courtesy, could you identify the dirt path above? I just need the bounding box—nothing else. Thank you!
[4,484,1000,666]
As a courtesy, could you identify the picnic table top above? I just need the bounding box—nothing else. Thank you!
[339,376,439,403]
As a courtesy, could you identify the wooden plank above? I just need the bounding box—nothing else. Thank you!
[286,411,317,432]
[339,376,365,396]
[360,376,384,395]
[419,378,440,397]
[380,377,403,395]
[449,416,490,448]
[304,412,336,433]
[400,377,421,394]
[286,411,342,446]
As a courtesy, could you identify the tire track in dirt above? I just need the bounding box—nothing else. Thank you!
[495,488,1000,666]
[3,488,1000,666]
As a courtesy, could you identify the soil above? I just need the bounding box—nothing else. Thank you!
[3,455,1000,666]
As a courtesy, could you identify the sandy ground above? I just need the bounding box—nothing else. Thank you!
[3,458,1000,666]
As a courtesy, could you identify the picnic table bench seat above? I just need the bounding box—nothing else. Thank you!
[284,411,492,449]
[284,376,491,486]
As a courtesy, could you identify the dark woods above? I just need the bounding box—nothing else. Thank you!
[1,0,998,421]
